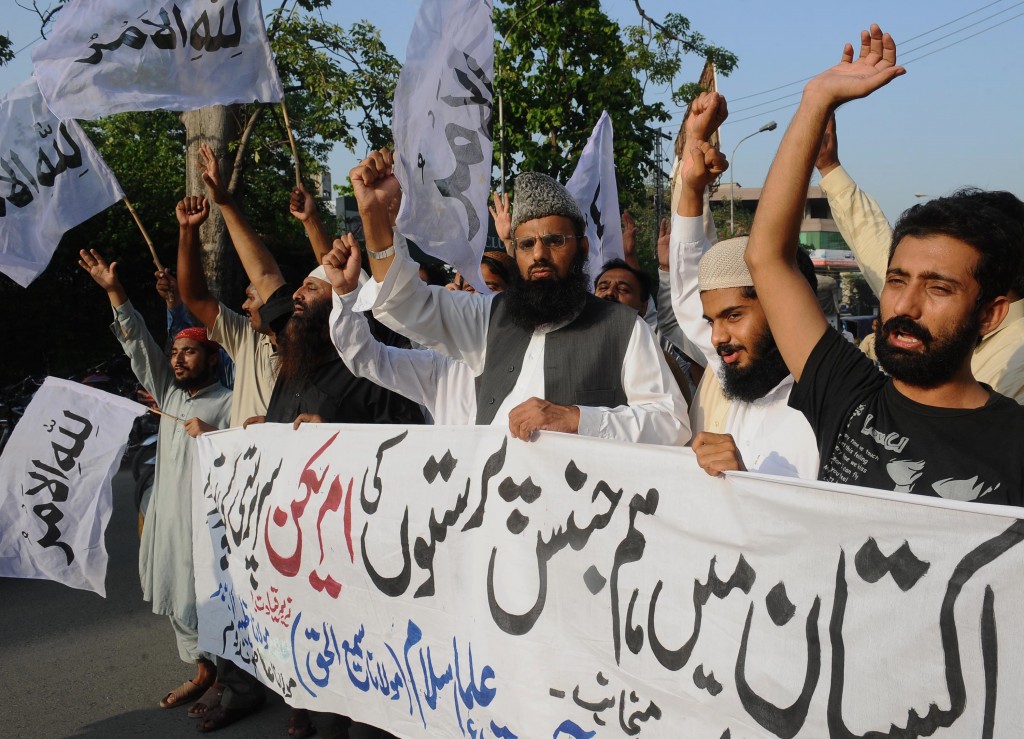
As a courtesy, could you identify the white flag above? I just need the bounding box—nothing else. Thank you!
[0,79,125,287]
[31,0,284,120]
[393,0,494,292]
[0,378,146,595]
[566,110,624,283]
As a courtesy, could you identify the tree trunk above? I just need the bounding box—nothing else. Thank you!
[182,105,242,303]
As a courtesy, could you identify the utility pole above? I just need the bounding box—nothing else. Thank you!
[653,132,665,226]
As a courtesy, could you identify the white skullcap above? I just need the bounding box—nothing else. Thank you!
[308,265,329,282]
[697,237,753,292]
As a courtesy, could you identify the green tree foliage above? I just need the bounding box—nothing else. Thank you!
[0,35,13,66]
[1,3,401,385]
[495,0,736,210]
[710,200,753,241]
[220,6,401,272]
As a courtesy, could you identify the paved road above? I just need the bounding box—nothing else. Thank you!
[0,464,291,738]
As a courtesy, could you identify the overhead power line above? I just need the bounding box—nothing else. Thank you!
[723,7,1024,126]
[728,0,1016,104]
[722,0,1024,118]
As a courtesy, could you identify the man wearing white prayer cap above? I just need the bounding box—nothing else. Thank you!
[667,91,822,478]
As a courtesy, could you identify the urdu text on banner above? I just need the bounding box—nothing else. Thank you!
[31,0,284,120]
[0,378,146,595]
[0,79,124,287]
[392,0,494,293]
[194,423,1024,738]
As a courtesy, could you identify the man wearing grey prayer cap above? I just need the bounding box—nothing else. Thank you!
[666,91,819,479]
[349,148,689,445]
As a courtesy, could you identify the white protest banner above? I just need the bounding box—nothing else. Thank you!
[0,378,146,595]
[195,423,1024,738]
[392,0,494,293]
[0,79,125,287]
[566,110,624,282]
[31,0,284,120]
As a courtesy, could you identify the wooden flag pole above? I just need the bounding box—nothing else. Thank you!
[123,198,165,272]
[280,100,302,188]
[147,406,186,426]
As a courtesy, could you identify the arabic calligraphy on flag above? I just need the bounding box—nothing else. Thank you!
[31,0,284,120]
[0,378,146,595]
[0,79,125,287]
[566,110,624,282]
[392,0,494,293]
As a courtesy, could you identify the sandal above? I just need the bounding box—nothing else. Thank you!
[159,678,209,709]
[188,683,225,719]
[288,708,316,738]
[197,699,265,733]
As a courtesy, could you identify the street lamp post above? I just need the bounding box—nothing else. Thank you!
[496,0,553,193]
[728,120,777,237]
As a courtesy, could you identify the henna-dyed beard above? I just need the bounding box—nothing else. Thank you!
[275,296,334,386]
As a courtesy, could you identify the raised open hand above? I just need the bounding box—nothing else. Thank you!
[621,210,637,258]
[198,144,230,205]
[78,248,121,292]
[656,218,670,270]
[488,191,512,242]
[805,24,906,107]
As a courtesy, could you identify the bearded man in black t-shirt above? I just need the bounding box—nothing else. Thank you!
[740,24,1024,507]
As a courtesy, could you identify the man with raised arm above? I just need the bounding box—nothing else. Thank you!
[175,195,278,432]
[743,24,1024,504]
[178,147,315,731]
[189,149,421,737]
[173,192,283,728]
[325,234,477,425]
[78,249,231,710]
[352,149,689,445]
[666,91,820,480]
[815,116,1024,402]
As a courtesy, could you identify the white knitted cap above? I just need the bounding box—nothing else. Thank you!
[697,237,753,291]
[308,265,329,282]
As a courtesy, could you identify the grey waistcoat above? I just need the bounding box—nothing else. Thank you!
[475,293,636,424]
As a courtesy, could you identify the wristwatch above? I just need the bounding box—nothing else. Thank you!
[366,244,396,260]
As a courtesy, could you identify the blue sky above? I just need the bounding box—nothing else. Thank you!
[1,0,1021,222]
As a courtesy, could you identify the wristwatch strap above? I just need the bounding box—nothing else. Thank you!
[366,244,396,260]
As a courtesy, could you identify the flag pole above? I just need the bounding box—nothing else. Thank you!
[147,406,186,426]
[122,198,165,272]
[280,100,302,188]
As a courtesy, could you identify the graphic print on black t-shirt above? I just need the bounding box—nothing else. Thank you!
[823,399,1005,502]
[790,329,1024,508]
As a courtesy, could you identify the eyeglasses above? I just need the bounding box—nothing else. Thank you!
[513,233,579,251]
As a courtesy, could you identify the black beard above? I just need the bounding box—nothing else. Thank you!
[503,250,590,331]
[876,313,980,388]
[172,369,214,391]
[718,328,790,403]
[275,297,334,386]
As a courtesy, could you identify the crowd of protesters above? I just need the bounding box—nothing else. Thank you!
[77,23,1024,737]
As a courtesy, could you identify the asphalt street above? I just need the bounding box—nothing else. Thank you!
[0,464,292,738]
